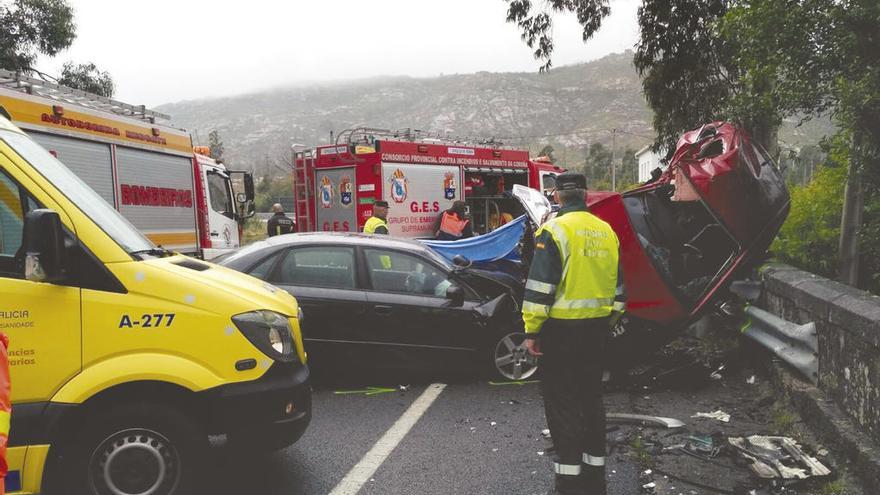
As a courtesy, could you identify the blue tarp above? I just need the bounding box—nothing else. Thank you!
[420,215,527,263]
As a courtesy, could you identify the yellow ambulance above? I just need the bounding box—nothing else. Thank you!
[0,115,310,494]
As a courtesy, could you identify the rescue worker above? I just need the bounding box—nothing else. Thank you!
[267,203,296,237]
[432,200,474,240]
[363,200,390,234]
[522,172,626,495]
[0,333,10,494]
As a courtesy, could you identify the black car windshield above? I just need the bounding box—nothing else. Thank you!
[419,244,454,271]
[0,129,154,254]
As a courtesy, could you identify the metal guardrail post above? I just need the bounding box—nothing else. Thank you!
[741,305,818,385]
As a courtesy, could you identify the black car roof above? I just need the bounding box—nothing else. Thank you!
[262,232,435,253]
[219,232,447,269]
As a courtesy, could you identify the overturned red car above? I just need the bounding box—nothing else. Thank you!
[514,122,790,369]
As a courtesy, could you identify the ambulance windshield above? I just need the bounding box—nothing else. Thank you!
[0,129,155,254]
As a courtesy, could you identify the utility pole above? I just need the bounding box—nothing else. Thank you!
[611,128,618,192]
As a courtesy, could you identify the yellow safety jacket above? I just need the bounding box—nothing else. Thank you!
[522,204,625,334]
[363,216,388,234]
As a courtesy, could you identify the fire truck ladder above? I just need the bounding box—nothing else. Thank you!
[336,126,507,148]
[293,149,315,232]
[0,69,172,124]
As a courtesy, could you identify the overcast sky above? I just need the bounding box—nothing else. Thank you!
[37,0,639,107]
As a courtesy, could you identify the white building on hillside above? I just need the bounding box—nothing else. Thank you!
[635,144,668,183]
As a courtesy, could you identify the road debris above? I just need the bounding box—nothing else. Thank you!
[691,410,731,423]
[727,436,831,480]
[607,413,686,429]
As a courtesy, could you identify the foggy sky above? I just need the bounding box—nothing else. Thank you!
[38,0,639,107]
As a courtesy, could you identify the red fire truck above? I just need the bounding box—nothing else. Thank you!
[293,129,564,237]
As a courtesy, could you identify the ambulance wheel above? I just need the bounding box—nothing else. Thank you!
[490,331,539,381]
[69,402,208,495]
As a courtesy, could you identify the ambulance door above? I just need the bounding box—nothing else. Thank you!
[0,156,81,492]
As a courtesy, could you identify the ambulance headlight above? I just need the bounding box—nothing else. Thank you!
[232,310,296,362]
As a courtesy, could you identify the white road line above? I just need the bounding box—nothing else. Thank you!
[328,383,447,495]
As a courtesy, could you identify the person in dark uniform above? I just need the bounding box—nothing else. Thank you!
[522,172,626,495]
[267,203,296,237]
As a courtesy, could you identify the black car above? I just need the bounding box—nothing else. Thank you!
[218,233,537,380]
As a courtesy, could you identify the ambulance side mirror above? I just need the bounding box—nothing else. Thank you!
[23,209,67,283]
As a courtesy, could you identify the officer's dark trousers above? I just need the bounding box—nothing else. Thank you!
[539,318,609,495]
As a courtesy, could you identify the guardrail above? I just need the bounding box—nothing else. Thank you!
[741,305,818,384]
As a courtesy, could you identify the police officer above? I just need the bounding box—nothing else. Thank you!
[522,172,626,495]
[267,203,296,237]
[363,200,390,234]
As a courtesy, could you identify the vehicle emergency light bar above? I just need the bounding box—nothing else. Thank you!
[335,126,509,149]
[0,69,172,123]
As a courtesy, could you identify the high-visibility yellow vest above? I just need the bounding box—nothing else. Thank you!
[526,212,619,321]
[363,216,387,234]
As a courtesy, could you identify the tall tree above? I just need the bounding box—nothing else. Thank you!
[57,61,114,97]
[537,144,556,162]
[208,130,224,161]
[721,0,880,285]
[0,0,75,72]
[503,0,778,151]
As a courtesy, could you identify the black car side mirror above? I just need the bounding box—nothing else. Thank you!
[23,209,67,283]
[452,255,472,269]
[446,285,465,307]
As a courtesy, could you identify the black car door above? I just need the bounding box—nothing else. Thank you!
[359,247,483,369]
[266,244,369,365]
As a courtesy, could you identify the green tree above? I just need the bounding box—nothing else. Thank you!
[504,0,778,151]
[537,144,556,163]
[0,0,75,72]
[57,61,114,97]
[721,0,880,285]
[208,130,224,161]
[772,165,846,277]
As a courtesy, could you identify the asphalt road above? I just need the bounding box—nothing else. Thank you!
[206,371,641,495]
[202,336,859,495]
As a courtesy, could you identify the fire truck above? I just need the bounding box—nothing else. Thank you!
[0,69,254,259]
[292,128,564,237]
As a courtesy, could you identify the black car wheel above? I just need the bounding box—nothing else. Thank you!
[492,331,539,381]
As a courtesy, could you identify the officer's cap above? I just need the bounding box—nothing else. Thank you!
[555,172,587,191]
[374,200,389,207]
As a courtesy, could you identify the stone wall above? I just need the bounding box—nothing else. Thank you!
[760,263,880,446]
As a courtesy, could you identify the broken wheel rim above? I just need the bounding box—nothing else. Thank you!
[494,332,538,380]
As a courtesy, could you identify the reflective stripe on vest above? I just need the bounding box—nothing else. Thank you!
[0,410,9,437]
[525,280,556,294]
[539,211,619,320]
[363,216,387,234]
[522,301,550,316]
[439,212,468,237]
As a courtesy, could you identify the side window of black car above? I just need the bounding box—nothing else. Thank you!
[364,248,453,297]
[275,246,355,289]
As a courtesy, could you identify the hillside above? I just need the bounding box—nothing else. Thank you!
[157,51,834,174]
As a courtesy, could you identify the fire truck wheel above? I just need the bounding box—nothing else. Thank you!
[66,402,208,495]
[490,331,539,381]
